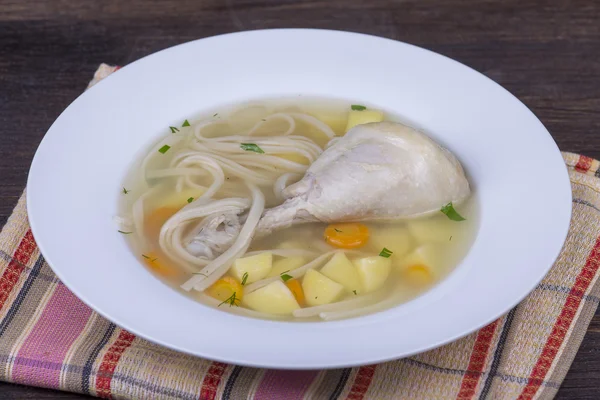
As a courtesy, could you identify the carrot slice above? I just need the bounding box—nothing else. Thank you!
[324,223,369,249]
[285,278,305,306]
[144,207,179,239]
[207,277,244,304]
[141,252,177,277]
[403,264,433,286]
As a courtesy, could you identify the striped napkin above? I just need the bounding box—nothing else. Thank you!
[0,65,598,400]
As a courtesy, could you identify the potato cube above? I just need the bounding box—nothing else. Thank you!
[320,252,361,293]
[345,109,384,132]
[231,252,272,284]
[397,244,445,272]
[243,281,300,314]
[353,256,391,292]
[268,256,307,277]
[302,269,345,306]
[368,225,413,259]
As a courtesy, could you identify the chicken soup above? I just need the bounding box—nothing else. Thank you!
[117,98,477,321]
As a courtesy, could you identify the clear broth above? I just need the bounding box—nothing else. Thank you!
[119,97,478,321]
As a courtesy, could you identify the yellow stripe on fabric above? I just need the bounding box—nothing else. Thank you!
[58,312,99,391]
[107,338,212,400]
[0,191,31,261]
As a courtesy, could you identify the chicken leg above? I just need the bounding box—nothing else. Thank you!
[187,121,470,258]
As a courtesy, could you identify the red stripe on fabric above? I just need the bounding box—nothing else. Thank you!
[254,369,319,400]
[518,236,600,400]
[575,155,593,173]
[345,365,377,400]
[0,230,36,311]
[95,330,136,399]
[455,320,500,400]
[199,362,228,400]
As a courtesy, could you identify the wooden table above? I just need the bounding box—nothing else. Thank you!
[1,0,599,398]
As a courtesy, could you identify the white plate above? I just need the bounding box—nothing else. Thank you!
[27,29,571,369]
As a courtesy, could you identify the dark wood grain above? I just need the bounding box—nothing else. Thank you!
[0,0,599,398]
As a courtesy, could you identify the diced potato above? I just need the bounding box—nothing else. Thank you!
[345,109,384,132]
[268,256,307,277]
[308,111,348,135]
[368,225,413,259]
[320,252,362,293]
[243,281,300,314]
[397,244,445,272]
[155,188,205,210]
[407,217,466,243]
[231,252,272,284]
[353,256,392,293]
[302,269,345,306]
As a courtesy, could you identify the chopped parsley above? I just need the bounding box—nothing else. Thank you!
[118,230,132,234]
[240,143,265,154]
[142,254,157,262]
[169,126,179,133]
[440,202,466,221]
[379,247,393,258]
[158,144,171,154]
[281,274,293,282]
[182,119,190,127]
[218,292,240,307]
[187,197,194,203]
[241,272,249,286]
[449,236,453,241]
[334,228,342,233]
[122,187,130,194]
[213,113,218,117]
[353,290,357,295]
[351,104,367,111]
[193,272,208,277]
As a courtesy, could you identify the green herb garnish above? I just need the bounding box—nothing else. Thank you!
[118,230,132,234]
[169,126,179,133]
[193,272,208,277]
[182,119,190,127]
[218,292,240,307]
[281,274,293,282]
[142,254,157,262]
[353,290,357,295]
[379,247,393,258]
[122,187,130,194]
[187,197,194,203]
[334,228,342,233]
[440,202,466,221]
[241,272,249,286]
[351,104,367,111]
[240,143,265,154]
[213,113,218,117]
[158,144,171,154]
[449,236,453,241]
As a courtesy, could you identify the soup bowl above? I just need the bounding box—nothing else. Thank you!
[27,29,571,368]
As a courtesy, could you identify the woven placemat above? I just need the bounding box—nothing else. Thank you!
[0,65,598,400]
